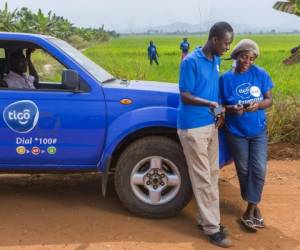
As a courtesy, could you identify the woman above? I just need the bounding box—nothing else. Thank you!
[220,39,274,232]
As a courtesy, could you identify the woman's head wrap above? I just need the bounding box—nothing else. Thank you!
[230,39,259,59]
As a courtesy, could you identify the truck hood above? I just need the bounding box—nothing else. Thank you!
[102,80,180,109]
[126,80,179,94]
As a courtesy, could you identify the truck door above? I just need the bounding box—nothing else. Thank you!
[0,46,106,170]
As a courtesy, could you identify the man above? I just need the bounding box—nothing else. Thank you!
[177,22,234,248]
[147,40,159,65]
[180,37,190,60]
[4,49,38,89]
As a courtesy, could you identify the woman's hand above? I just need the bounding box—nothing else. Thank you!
[226,104,244,115]
[245,102,259,112]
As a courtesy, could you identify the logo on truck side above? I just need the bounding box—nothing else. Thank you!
[3,100,39,133]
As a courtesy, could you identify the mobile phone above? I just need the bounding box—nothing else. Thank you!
[243,103,250,108]
[212,106,223,116]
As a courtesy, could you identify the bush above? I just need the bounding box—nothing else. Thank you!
[67,35,90,50]
[268,94,300,143]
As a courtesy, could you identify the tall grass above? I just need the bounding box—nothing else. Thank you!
[84,34,300,144]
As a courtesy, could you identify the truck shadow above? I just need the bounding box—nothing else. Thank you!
[0,173,298,250]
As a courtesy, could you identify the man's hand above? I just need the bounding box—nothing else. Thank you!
[25,48,39,84]
[26,48,35,61]
[215,114,225,129]
[209,101,219,109]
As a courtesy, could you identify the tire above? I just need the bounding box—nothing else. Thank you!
[114,136,192,218]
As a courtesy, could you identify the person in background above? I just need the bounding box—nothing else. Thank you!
[147,40,159,65]
[177,22,234,248]
[4,49,38,89]
[220,39,274,232]
[291,45,300,54]
[180,37,190,60]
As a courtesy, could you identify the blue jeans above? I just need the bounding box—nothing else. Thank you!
[226,130,267,204]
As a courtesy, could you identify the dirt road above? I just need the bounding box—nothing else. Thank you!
[0,160,299,250]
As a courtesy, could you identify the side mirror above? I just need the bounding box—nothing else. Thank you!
[62,69,80,90]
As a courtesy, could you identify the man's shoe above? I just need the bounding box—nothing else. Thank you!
[197,224,229,236]
[207,231,232,248]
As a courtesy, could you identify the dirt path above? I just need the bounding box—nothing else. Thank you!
[0,160,299,250]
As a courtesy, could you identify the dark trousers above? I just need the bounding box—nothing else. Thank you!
[226,130,267,204]
[150,57,159,65]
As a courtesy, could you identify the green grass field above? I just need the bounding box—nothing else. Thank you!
[84,35,300,144]
[84,35,300,96]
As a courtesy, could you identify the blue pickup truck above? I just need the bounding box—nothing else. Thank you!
[0,32,230,218]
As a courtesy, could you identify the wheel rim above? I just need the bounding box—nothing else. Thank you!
[130,156,181,205]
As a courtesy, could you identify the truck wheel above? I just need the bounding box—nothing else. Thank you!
[114,136,192,218]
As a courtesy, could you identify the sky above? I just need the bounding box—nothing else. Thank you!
[3,0,300,32]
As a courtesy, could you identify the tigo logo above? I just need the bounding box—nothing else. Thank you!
[3,100,39,133]
[250,86,261,98]
[236,83,251,99]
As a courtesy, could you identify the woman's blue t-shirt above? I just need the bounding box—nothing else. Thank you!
[220,65,274,137]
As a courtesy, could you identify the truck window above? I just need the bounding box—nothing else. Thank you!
[31,49,66,84]
[48,38,114,84]
[0,48,4,58]
[0,40,84,91]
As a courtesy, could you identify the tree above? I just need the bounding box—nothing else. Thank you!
[0,2,17,31]
[273,0,300,64]
[273,0,300,16]
[0,2,118,47]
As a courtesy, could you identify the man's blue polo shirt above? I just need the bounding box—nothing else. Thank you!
[177,47,221,129]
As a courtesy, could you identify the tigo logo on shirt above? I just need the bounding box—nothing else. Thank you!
[250,86,261,97]
[236,83,262,100]
[236,83,251,99]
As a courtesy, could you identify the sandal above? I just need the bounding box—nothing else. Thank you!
[240,217,257,232]
[253,217,265,228]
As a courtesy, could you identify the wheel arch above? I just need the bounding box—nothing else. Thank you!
[99,126,181,197]
[109,126,179,173]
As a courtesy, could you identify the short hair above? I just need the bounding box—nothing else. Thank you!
[9,51,25,62]
[208,22,233,40]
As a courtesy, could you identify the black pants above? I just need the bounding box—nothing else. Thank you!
[150,57,159,65]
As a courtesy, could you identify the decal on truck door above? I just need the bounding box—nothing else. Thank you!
[3,100,39,133]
